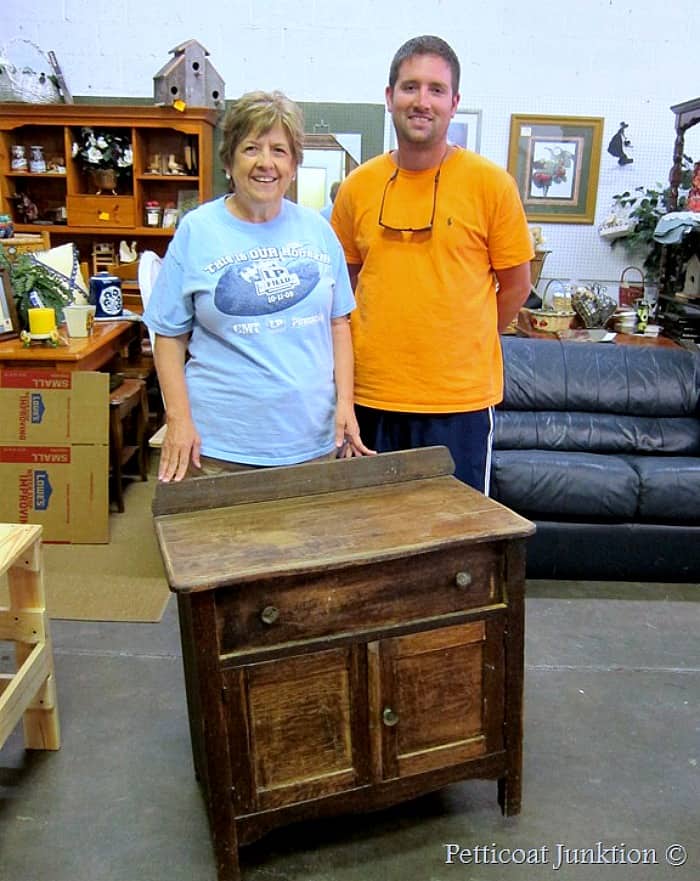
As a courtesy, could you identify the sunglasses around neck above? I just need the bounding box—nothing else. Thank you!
[377,165,441,233]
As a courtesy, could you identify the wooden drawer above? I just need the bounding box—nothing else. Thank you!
[216,542,504,656]
[66,195,135,228]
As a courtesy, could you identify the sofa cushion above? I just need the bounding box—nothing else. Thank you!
[500,337,700,417]
[630,455,700,521]
[495,411,700,455]
[491,450,638,519]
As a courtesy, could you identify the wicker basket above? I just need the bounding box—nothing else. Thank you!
[0,39,61,104]
[619,266,645,307]
[530,250,551,286]
[521,307,576,334]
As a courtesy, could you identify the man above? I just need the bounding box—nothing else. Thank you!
[320,180,341,221]
[331,35,533,492]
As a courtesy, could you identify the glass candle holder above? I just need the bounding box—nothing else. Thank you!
[29,145,47,174]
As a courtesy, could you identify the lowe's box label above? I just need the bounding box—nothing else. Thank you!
[30,393,46,424]
[18,468,54,520]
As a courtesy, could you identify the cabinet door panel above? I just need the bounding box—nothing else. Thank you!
[377,620,504,779]
[228,645,370,812]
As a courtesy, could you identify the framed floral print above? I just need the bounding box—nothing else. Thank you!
[507,114,604,224]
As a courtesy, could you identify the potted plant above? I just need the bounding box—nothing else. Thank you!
[605,154,695,286]
[0,248,72,330]
[72,127,133,194]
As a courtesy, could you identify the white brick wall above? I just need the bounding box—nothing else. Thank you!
[3,0,699,287]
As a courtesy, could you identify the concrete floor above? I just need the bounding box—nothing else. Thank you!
[1,581,699,881]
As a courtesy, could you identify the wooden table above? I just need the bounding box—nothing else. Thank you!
[0,320,140,372]
[152,448,535,881]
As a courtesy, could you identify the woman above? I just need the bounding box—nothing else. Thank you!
[144,90,372,482]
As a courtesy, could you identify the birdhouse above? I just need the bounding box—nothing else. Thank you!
[681,254,700,296]
[153,40,225,109]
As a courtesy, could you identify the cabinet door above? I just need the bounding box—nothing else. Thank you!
[224,645,370,813]
[371,619,505,779]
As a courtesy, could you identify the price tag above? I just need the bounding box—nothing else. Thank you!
[98,211,110,221]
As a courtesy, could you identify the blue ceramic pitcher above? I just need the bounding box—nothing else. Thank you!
[89,271,123,318]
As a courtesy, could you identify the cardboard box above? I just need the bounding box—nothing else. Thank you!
[0,369,108,445]
[0,369,109,543]
[0,444,109,543]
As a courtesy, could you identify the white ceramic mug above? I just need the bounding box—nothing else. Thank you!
[63,304,95,338]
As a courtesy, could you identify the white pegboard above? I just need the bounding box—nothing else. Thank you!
[474,94,698,300]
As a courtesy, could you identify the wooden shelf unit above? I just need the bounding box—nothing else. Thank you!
[657,97,700,345]
[0,103,219,269]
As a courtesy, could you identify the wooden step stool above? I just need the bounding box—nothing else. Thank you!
[0,524,61,752]
[109,377,149,513]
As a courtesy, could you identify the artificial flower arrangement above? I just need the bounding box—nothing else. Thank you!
[72,127,133,174]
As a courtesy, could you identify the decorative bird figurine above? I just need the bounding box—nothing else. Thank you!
[167,154,185,174]
[119,240,138,263]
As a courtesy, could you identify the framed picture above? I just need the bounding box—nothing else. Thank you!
[0,267,21,341]
[383,108,482,154]
[447,109,482,153]
[507,114,604,224]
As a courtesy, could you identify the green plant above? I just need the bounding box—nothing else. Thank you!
[0,249,71,330]
[609,154,695,283]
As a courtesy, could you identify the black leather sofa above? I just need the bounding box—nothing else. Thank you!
[491,336,700,581]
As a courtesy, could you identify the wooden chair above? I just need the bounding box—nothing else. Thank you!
[109,377,149,513]
[116,252,165,434]
[0,231,51,262]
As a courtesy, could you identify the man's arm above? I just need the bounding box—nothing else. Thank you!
[494,262,532,333]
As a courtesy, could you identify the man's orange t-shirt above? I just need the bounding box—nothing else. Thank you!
[332,148,533,412]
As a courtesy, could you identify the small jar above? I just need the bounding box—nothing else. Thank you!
[144,202,162,227]
[11,145,28,171]
[29,145,47,173]
[0,214,14,239]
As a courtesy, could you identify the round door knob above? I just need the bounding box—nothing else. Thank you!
[260,605,279,625]
[382,707,399,727]
[455,570,472,589]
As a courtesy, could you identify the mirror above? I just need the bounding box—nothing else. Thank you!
[287,134,359,210]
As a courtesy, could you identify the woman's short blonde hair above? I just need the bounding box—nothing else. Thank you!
[218,90,304,171]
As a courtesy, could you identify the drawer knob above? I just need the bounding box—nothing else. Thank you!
[455,570,472,589]
[260,605,279,625]
[382,707,399,727]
